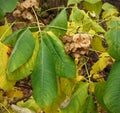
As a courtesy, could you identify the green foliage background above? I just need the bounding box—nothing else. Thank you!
[0,0,120,113]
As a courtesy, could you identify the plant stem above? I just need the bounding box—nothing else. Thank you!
[0,103,11,113]
[0,21,15,41]
[84,63,91,82]
[32,7,41,36]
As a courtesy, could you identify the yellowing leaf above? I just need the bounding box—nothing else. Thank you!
[0,42,15,90]
[88,29,96,36]
[102,8,118,19]
[44,94,66,113]
[90,52,112,80]
[60,82,89,113]
[76,75,85,81]
[59,77,75,96]
[11,104,36,113]
[7,89,23,99]
[91,36,106,52]
[0,20,12,41]
[92,73,104,81]
[91,53,111,74]
[18,97,40,112]
[44,78,74,113]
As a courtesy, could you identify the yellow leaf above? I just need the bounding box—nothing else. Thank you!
[0,20,12,41]
[76,75,85,81]
[91,53,111,74]
[43,77,75,113]
[89,83,95,93]
[92,73,104,81]
[7,89,23,99]
[59,77,75,96]
[91,36,106,52]
[18,97,40,112]
[88,29,96,36]
[44,94,66,113]
[0,42,15,90]
[67,22,81,35]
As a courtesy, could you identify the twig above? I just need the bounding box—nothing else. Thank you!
[0,103,11,113]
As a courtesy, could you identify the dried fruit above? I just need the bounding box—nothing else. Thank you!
[62,33,92,58]
[13,0,39,22]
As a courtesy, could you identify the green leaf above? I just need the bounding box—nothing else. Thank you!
[104,61,120,113]
[45,9,67,37]
[107,19,120,29]
[83,17,105,33]
[31,39,57,108]
[84,0,101,4]
[43,32,76,78]
[67,0,82,6]
[8,29,35,73]
[0,0,17,12]
[70,8,84,25]
[81,93,97,113]
[0,0,17,19]
[70,7,105,33]
[7,32,39,80]
[105,28,120,60]
[102,2,117,11]
[60,82,89,113]
[3,29,24,47]
[0,7,4,19]
[82,1,102,16]
[95,82,110,112]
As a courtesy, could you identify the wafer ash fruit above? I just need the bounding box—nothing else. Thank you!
[61,33,92,58]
